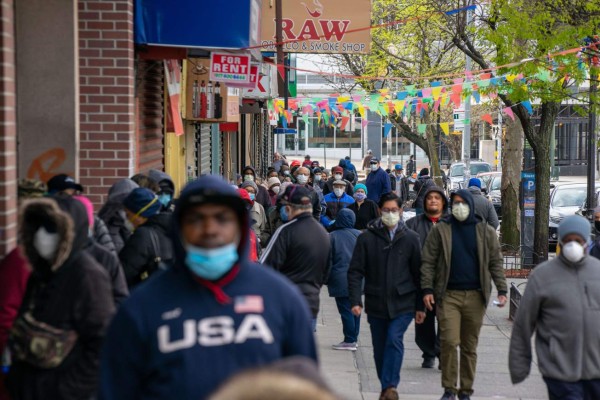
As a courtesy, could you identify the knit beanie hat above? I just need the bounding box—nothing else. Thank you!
[123,188,161,217]
[558,215,591,243]
[267,177,281,189]
[468,178,481,188]
[355,183,368,195]
[241,180,259,193]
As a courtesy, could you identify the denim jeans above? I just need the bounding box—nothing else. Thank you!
[544,377,600,400]
[335,297,360,343]
[368,312,414,390]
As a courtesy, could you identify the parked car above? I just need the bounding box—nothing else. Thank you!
[446,161,493,194]
[575,189,600,221]
[483,173,502,219]
[476,171,501,194]
[549,183,599,246]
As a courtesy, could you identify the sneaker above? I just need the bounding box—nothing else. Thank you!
[439,391,456,400]
[422,357,435,368]
[458,394,471,400]
[332,341,357,351]
[379,387,399,400]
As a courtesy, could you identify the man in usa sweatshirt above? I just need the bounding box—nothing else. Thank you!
[99,175,317,400]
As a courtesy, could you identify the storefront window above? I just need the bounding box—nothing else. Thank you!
[307,118,334,148]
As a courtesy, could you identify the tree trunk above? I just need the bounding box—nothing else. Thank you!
[391,116,431,162]
[523,102,559,264]
[500,118,523,248]
[426,126,444,187]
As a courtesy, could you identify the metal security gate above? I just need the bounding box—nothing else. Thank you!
[136,60,164,172]
[195,123,211,176]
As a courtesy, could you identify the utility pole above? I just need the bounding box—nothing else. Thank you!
[462,2,472,185]
[497,105,502,172]
[275,0,288,110]
[586,35,599,216]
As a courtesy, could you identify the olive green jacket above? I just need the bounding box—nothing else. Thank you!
[420,220,507,304]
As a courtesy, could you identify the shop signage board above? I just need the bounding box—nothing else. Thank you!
[229,65,260,90]
[260,0,372,54]
[210,53,251,84]
[242,63,277,99]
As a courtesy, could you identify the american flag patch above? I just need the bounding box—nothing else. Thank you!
[234,295,264,314]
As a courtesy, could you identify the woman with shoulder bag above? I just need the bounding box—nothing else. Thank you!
[7,196,114,400]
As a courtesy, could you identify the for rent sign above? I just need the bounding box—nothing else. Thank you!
[210,53,251,84]
[260,0,372,54]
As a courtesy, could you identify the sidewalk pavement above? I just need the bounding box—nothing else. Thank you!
[315,282,547,400]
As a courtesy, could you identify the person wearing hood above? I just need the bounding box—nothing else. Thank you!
[148,169,176,212]
[98,179,139,253]
[323,166,354,196]
[509,215,600,399]
[240,182,269,247]
[348,183,380,230]
[321,180,355,229]
[421,189,507,400]
[264,182,293,244]
[73,195,129,306]
[348,193,425,400]
[47,173,116,254]
[344,157,359,185]
[119,188,173,287]
[589,206,600,260]
[260,185,330,331]
[7,197,114,400]
[365,158,391,204]
[326,209,362,351]
[99,175,316,400]
[293,167,324,220]
[267,177,281,207]
[413,168,436,215]
[467,178,499,229]
[241,166,271,210]
[312,167,326,191]
[406,187,448,369]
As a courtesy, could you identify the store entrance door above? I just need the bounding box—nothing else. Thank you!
[283,123,306,155]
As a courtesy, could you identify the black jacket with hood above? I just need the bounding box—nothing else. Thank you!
[99,175,316,400]
[119,212,174,287]
[149,169,176,212]
[413,175,436,209]
[348,218,424,319]
[7,197,114,400]
[406,186,448,248]
[242,165,271,210]
[98,179,139,253]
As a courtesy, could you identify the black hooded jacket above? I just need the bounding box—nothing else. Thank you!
[348,218,424,319]
[119,212,174,287]
[413,175,436,209]
[8,197,114,400]
[406,186,449,248]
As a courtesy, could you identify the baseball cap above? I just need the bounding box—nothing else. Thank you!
[280,184,312,206]
[370,157,379,163]
[47,174,83,193]
[333,180,347,187]
[395,164,403,170]
[332,166,344,173]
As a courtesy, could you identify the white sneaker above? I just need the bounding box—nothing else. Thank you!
[332,342,357,351]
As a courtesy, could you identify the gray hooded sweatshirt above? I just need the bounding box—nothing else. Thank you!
[509,254,600,384]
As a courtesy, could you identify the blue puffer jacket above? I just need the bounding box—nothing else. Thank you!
[366,167,392,203]
[321,192,355,228]
[326,209,361,297]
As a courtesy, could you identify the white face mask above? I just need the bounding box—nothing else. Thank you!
[562,241,585,263]
[334,174,343,181]
[124,219,136,233]
[272,186,280,194]
[314,175,322,182]
[296,174,308,184]
[381,211,400,227]
[244,174,254,182]
[334,188,344,198]
[370,164,378,172]
[452,203,470,222]
[33,227,60,261]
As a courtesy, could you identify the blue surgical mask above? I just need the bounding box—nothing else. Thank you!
[354,192,366,201]
[280,206,289,222]
[185,243,239,281]
[158,193,172,207]
[249,193,256,201]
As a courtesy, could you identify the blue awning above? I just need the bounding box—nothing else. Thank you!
[135,0,261,50]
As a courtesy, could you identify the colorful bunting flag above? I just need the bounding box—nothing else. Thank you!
[481,114,493,125]
[522,100,533,115]
[440,122,450,135]
[503,106,515,121]
[384,123,393,138]
[418,124,427,135]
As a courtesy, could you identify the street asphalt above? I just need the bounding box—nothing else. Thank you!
[315,280,548,400]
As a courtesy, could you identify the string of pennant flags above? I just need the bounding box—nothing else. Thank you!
[266,69,546,135]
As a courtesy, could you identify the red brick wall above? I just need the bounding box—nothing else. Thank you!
[78,0,135,206]
[0,0,17,256]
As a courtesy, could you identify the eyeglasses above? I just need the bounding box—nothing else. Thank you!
[381,208,401,213]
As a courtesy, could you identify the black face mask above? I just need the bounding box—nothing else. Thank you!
[595,221,600,232]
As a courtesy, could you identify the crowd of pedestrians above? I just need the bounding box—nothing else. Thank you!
[0,152,599,400]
